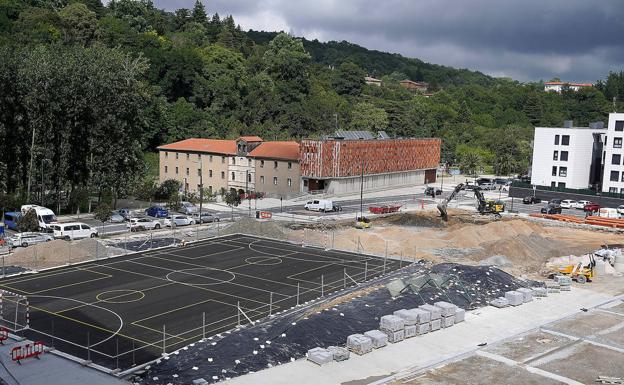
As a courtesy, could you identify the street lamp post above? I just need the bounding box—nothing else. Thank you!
[193,159,203,219]
[246,170,251,217]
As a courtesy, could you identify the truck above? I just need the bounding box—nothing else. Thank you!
[304,199,336,212]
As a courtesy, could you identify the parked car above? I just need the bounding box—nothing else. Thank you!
[109,212,125,223]
[3,212,21,231]
[463,183,480,191]
[50,223,98,240]
[480,183,497,190]
[541,204,562,214]
[192,212,220,223]
[574,200,591,209]
[304,199,335,212]
[117,208,132,220]
[8,232,53,248]
[145,206,168,218]
[548,199,562,205]
[332,204,343,212]
[617,205,624,215]
[522,196,541,204]
[583,202,601,213]
[180,201,198,215]
[164,215,195,227]
[425,187,442,197]
[127,217,161,231]
[560,199,577,209]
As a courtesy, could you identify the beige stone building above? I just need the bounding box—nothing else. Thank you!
[251,141,301,198]
[158,139,235,195]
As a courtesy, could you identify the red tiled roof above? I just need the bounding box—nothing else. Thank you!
[157,139,237,155]
[238,136,263,142]
[249,141,300,161]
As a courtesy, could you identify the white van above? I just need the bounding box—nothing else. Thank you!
[304,199,334,212]
[21,205,58,230]
[50,222,98,240]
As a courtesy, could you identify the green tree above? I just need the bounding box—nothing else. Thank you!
[94,202,112,224]
[190,0,207,24]
[155,179,181,200]
[349,102,389,131]
[332,62,365,96]
[58,2,97,46]
[263,33,311,101]
[223,189,241,220]
[17,209,40,232]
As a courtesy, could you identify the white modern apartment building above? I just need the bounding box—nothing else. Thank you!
[602,113,624,194]
[531,122,606,189]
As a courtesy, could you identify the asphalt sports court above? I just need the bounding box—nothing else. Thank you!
[0,234,402,370]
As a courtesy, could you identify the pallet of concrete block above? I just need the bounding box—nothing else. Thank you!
[532,286,548,297]
[434,301,456,328]
[327,346,350,362]
[394,309,418,326]
[419,304,442,331]
[307,347,334,365]
[380,314,405,332]
[545,281,560,293]
[346,334,373,355]
[454,308,466,323]
[383,328,405,343]
[554,275,572,291]
[364,330,387,349]
[516,288,533,302]
[404,324,417,338]
[490,297,510,308]
[505,291,524,306]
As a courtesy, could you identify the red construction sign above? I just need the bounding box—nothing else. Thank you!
[11,341,44,364]
[260,211,272,219]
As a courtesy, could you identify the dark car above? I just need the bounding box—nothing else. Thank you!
[541,204,562,214]
[463,183,480,191]
[523,196,541,204]
[425,187,442,197]
[583,203,601,213]
[549,199,562,205]
[145,206,168,218]
[332,204,343,212]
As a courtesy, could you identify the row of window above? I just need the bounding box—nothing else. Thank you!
[165,152,226,163]
[164,166,293,186]
[609,170,624,182]
[554,135,570,146]
[164,166,224,179]
[551,166,567,177]
[553,150,569,161]
[608,187,624,194]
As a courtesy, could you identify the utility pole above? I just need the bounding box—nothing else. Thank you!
[246,170,251,217]
[359,159,365,218]
[198,161,203,219]
[26,127,36,201]
[334,113,338,131]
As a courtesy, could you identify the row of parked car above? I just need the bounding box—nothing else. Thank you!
[524,196,624,216]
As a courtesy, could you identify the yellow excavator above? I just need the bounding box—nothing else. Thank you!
[437,183,505,220]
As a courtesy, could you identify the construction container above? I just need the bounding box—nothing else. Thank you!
[404,324,417,338]
[380,315,405,332]
[490,297,510,308]
[454,308,466,323]
[505,291,524,306]
[346,334,373,355]
[384,329,405,343]
[430,319,441,331]
[307,347,333,365]
[364,330,388,349]
[394,309,418,325]
[327,346,350,362]
[419,304,442,320]
[516,288,533,302]
[411,308,431,324]
[434,301,457,317]
[416,323,430,335]
[441,316,455,328]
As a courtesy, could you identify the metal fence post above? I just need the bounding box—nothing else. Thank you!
[87,331,91,362]
[296,282,300,305]
[116,337,119,370]
[202,312,206,339]
[364,261,368,281]
[162,325,166,355]
[343,268,346,288]
[237,301,241,326]
[269,292,273,316]
[400,252,403,268]
[95,240,98,260]
[321,275,324,297]
[68,242,71,264]
[383,255,387,275]
[385,240,388,259]
[125,235,128,255]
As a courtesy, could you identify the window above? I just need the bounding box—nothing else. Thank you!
[232,158,236,165]
[613,154,621,165]
[260,176,265,184]
[208,186,213,192]
[209,170,213,177]
[609,187,617,193]
[554,135,560,145]
[197,184,202,191]
[616,120,624,131]
[248,159,252,166]
[176,153,179,159]
[622,173,624,182]
[553,151,558,161]
[221,156,225,163]
[186,154,189,160]
[558,182,566,188]
[186,167,189,176]
[560,151,568,161]
[221,171,225,179]
[198,154,201,160]
[621,188,624,194]
[558,167,567,177]
[274,161,278,169]
[288,162,292,169]
[247,173,251,183]
[81,224,90,230]
[552,166,557,176]
[561,135,570,145]
[165,152,168,158]
[610,171,620,182]
[210,155,213,162]
[231,172,235,181]
[551,181,556,187]
[260,160,264,168]
[165,166,168,173]
[197,169,201,177]
[273,177,278,185]
[175,167,179,174]
[614,137,622,149]
[287,178,292,186]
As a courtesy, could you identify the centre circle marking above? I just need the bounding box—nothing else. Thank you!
[245,256,283,266]
[96,289,145,304]
[166,268,236,286]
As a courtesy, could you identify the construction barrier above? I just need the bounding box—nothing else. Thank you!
[530,213,624,228]
[11,341,44,364]
[0,327,7,344]
[260,211,272,219]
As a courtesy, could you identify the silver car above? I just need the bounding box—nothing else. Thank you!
[191,212,220,223]
[9,232,54,248]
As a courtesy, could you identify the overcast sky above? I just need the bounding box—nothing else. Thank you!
[155,0,624,82]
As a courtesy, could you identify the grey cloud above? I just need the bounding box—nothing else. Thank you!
[154,0,624,81]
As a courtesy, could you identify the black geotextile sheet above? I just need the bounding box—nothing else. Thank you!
[139,263,537,384]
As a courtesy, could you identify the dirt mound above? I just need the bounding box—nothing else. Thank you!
[9,240,92,269]
[221,218,287,240]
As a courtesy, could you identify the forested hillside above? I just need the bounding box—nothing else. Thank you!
[1,0,623,211]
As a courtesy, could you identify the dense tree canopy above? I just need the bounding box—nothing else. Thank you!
[0,0,622,212]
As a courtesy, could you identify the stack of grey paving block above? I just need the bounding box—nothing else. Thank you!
[411,308,431,335]
[532,287,548,297]
[419,304,442,332]
[435,301,456,328]
[490,297,509,308]
[327,346,350,362]
[554,275,572,291]
[546,281,560,293]
[307,347,333,365]
[516,288,533,302]
[346,334,373,355]
[454,308,466,323]
[504,291,524,306]
[380,315,405,343]
[394,309,417,338]
[364,330,388,349]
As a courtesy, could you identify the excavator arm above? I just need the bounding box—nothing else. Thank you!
[437,183,465,220]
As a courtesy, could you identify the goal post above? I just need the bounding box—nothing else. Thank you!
[0,289,29,332]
